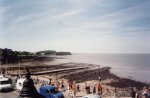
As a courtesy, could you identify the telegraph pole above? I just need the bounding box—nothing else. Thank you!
[0,57,1,74]
[99,65,101,83]
[19,60,21,72]
[6,59,8,75]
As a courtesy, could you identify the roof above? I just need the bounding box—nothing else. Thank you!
[0,77,9,81]
[39,85,56,92]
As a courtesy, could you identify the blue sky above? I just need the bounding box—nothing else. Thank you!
[0,0,150,53]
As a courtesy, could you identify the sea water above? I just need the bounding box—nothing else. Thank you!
[50,53,150,82]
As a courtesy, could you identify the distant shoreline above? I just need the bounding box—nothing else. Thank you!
[0,48,71,64]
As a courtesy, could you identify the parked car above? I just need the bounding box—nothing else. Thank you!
[0,75,13,91]
[39,85,64,98]
[82,94,102,98]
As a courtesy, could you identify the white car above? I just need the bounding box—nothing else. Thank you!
[0,75,13,91]
[82,94,102,98]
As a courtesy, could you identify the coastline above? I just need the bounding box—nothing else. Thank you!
[4,62,148,90]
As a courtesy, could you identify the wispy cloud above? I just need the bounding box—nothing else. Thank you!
[1,0,150,53]
[54,9,82,18]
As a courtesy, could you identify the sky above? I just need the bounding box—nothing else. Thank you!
[0,0,150,53]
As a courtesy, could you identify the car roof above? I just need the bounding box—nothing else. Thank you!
[82,94,101,98]
[0,77,9,81]
[40,85,56,91]
[0,75,4,78]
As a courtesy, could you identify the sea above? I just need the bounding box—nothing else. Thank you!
[49,53,150,83]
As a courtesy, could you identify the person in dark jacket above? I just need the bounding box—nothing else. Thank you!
[131,89,136,98]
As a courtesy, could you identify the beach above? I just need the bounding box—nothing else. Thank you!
[2,61,148,98]
[1,53,149,98]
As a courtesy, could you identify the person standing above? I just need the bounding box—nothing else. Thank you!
[142,87,150,98]
[148,88,150,98]
[61,80,64,89]
[49,78,51,85]
[113,88,117,98]
[142,87,149,98]
[77,84,80,92]
[136,92,141,98]
[97,83,102,95]
[85,83,88,94]
[93,83,96,94]
[131,89,136,98]
[72,83,77,98]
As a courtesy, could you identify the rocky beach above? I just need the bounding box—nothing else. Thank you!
[4,61,148,90]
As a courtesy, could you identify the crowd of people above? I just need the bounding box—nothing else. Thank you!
[31,77,150,98]
[32,77,148,98]
[15,75,150,98]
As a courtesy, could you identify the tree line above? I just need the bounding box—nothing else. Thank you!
[0,48,34,64]
[0,48,71,64]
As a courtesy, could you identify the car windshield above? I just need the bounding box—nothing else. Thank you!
[0,80,11,85]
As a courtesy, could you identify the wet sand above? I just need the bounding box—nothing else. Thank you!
[60,65,147,89]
